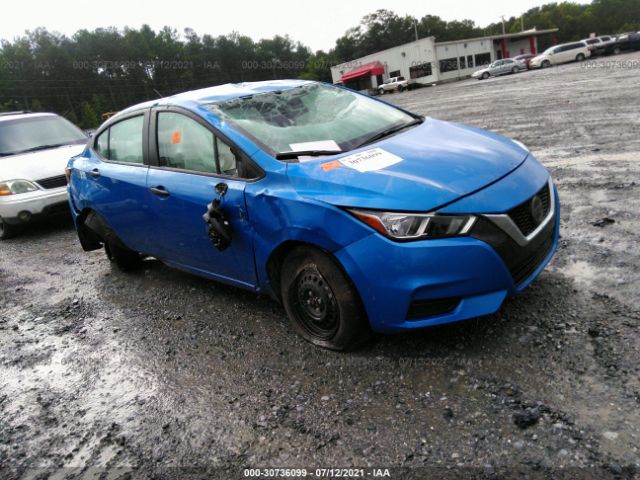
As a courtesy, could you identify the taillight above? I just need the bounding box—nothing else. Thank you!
[64,167,72,184]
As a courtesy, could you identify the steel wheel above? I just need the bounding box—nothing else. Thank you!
[292,267,339,340]
[281,246,371,350]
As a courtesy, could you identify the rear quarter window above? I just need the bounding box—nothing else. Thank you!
[94,115,144,164]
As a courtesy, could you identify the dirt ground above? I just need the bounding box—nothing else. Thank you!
[1,52,639,480]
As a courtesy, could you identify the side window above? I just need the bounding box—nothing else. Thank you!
[157,112,216,174]
[109,116,144,164]
[157,112,240,177]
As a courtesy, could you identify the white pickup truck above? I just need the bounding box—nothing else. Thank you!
[377,76,409,95]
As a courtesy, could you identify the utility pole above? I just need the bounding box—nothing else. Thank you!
[500,15,506,35]
[521,16,525,31]
[414,21,419,41]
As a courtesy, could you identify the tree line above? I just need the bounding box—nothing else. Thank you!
[1,0,638,128]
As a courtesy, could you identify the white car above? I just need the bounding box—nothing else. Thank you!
[378,76,408,94]
[0,112,87,239]
[529,41,591,68]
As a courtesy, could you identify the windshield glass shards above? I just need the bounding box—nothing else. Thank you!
[205,83,418,159]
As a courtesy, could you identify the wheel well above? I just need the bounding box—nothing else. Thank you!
[266,241,352,303]
[266,241,309,301]
[76,208,103,251]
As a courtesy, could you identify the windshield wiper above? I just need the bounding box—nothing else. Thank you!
[275,149,342,161]
[5,143,72,155]
[354,117,424,149]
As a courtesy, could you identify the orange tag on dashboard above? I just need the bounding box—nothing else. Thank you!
[171,130,182,144]
[321,160,341,172]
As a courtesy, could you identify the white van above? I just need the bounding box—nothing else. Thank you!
[529,41,591,68]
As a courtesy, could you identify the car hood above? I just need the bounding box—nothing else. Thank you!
[0,144,86,182]
[286,118,528,212]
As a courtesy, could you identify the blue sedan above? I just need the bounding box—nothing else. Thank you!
[67,80,559,350]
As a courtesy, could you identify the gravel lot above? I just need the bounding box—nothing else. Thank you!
[1,52,639,479]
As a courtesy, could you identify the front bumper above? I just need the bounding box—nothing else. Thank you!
[335,186,560,333]
[0,187,69,224]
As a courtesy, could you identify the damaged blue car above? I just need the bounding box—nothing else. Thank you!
[67,80,559,350]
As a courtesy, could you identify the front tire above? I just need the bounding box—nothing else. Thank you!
[0,218,21,240]
[482,72,490,80]
[542,60,551,68]
[378,88,384,95]
[281,247,371,351]
[105,240,143,272]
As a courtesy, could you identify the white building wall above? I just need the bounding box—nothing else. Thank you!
[330,37,438,86]
[506,37,537,56]
[435,39,495,81]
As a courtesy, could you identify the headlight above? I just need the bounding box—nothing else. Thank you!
[348,209,476,240]
[512,139,529,152]
[0,180,40,196]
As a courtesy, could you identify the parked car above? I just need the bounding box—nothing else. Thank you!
[67,80,559,350]
[471,58,524,80]
[591,32,640,56]
[513,54,537,69]
[584,36,614,55]
[378,76,408,94]
[0,111,88,239]
[529,41,591,68]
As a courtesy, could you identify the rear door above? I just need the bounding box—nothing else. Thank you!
[85,111,151,250]
[502,59,515,73]
[144,108,258,287]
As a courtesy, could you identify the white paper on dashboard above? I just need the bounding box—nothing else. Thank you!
[289,140,341,152]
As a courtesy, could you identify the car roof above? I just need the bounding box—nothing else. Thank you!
[0,112,58,123]
[114,79,314,120]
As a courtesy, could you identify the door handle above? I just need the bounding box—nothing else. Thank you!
[150,186,170,197]
[90,168,101,178]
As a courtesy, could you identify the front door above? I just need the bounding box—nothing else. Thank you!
[144,109,257,288]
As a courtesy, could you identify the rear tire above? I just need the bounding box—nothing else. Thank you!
[0,218,21,240]
[613,47,621,55]
[511,66,518,74]
[576,53,586,61]
[398,85,405,92]
[281,246,371,351]
[105,240,143,272]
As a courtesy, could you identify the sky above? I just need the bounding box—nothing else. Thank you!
[2,0,590,51]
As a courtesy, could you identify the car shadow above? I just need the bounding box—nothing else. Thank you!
[97,253,567,363]
[2,213,75,241]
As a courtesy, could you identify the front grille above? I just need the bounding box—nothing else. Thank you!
[470,215,556,286]
[407,297,461,320]
[509,232,555,285]
[36,175,67,189]
[507,183,551,236]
